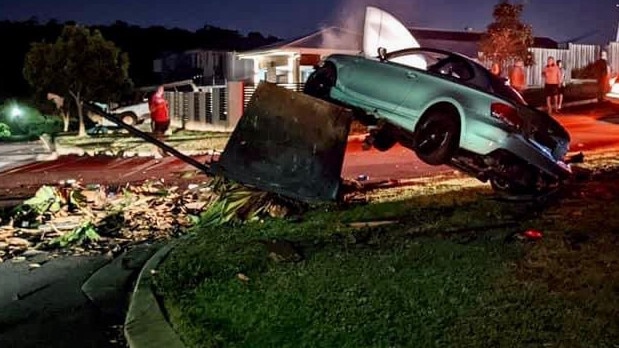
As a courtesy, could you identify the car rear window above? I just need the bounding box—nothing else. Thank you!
[489,75,526,105]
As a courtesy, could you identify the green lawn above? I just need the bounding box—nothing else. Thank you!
[155,164,619,347]
[55,130,230,155]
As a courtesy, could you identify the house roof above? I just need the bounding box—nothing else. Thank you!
[410,28,557,48]
[242,26,558,55]
[242,26,362,54]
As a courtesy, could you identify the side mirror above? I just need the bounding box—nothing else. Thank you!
[377,47,387,61]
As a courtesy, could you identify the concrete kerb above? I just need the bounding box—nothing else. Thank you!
[123,242,186,348]
[81,243,160,318]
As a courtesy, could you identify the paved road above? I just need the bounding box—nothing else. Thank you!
[0,253,124,348]
[0,140,54,172]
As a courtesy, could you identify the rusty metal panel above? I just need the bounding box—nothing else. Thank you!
[214,82,352,202]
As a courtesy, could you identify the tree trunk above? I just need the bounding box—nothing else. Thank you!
[62,112,70,132]
[70,91,86,137]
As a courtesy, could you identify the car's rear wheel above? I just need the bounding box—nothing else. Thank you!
[414,111,460,165]
[120,112,137,126]
[373,131,397,152]
[303,62,336,100]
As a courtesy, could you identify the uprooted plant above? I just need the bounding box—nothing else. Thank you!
[198,176,305,227]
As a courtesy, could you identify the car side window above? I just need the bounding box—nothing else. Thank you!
[427,57,473,81]
[440,60,473,81]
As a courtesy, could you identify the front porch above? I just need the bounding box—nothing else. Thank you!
[237,27,362,85]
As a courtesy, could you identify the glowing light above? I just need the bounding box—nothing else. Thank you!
[10,105,22,118]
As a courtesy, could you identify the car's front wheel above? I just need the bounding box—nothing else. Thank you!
[413,111,460,165]
[303,62,336,100]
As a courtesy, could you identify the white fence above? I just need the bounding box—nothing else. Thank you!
[484,43,615,87]
[525,43,615,87]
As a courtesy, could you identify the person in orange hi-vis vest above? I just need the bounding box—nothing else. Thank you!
[149,86,170,137]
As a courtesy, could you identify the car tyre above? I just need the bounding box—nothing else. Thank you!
[120,112,137,126]
[414,111,459,165]
[372,130,397,152]
[304,62,336,100]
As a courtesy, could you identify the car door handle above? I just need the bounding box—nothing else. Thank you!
[406,72,418,79]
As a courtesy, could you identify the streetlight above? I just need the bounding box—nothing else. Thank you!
[10,105,23,118]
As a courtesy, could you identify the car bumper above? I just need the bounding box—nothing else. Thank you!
[462,124,571,179]
[606,91,619,104]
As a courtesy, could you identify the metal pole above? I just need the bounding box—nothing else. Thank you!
[83,102,213,174]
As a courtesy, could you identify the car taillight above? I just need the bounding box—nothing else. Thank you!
[491,103,522,129]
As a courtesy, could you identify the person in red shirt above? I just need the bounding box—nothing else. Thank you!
[149,86,170,137]
[542,56,561,114]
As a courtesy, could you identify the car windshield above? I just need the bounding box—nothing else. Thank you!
[385,49,475,82]
[384,48,526,105]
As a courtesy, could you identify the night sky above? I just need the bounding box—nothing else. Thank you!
[1,0,617,44]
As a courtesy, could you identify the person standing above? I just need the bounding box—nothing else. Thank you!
[542,56,561,114]
[149,86,170,137]
[490,62,501,76]
[594,51,611,103]
[508,58,526,93]
[556,60,566,112]
[148,86,170,158]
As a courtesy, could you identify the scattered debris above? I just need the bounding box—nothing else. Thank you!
[506,229,544,243]
[522,229,543,240]
[0,175,300,262]
[357,174,369,182]
[347,220,398,229]
[0,179,219,262]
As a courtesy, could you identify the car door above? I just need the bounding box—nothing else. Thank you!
[337,55,421,125]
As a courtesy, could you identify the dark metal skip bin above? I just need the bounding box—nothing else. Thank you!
[213,82,353,202]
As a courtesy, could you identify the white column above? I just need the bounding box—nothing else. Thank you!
[287,56,295,83]
[253,58,261,84]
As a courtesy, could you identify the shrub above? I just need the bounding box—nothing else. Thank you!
[572,62,598,79]
[0,123,11,138]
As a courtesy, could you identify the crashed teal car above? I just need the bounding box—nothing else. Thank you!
[304,47,572,194]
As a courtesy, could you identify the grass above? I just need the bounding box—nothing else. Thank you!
[55,129,230,155]
[154,162,619,347]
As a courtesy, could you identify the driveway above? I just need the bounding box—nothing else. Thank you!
[0,140,55,172]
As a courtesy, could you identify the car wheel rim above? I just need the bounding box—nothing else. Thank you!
[417,121,450,155]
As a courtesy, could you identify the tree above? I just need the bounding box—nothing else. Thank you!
[479,1,534,68]
[24,25,131,136]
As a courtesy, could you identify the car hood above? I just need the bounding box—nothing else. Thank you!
[363,6,420,56]
[112,102,148,112]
